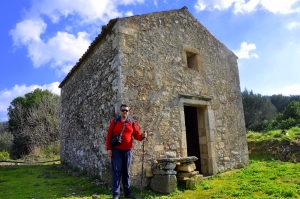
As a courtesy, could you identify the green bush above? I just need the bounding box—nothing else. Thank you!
[289,126,300,135]
[0,151,10,160]
[0,132,13,152]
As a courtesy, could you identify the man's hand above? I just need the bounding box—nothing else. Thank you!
[142,131,147,139]
[107,149,112,157]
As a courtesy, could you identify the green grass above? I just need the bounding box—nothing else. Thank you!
[1,158,299,199]
[0,164,112,199]
[173,159,300,199]
[1,133,300,199]
[246,126,300,142]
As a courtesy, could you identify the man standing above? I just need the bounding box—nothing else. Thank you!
[106,104,147,199]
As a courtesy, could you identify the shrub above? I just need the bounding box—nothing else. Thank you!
[0,132,13,152]
[0,151,10,160]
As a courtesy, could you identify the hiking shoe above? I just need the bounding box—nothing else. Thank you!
[112,196,119,199]
[125,194,136,199]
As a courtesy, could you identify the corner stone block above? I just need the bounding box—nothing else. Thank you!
[150,174,177,194]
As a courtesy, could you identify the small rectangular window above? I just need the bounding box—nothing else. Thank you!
[186,52,198,69]
[182,46,202,71]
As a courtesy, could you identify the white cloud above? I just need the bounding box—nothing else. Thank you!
[195,0,235,12]
[233,42,259,59]
[286,21,300,30]
[125,11,134,17]
[260,0,300,14]
[274,84,300,95]
[26,0,144,24]
[9,19,47,46]
[154,0,158,7]
[194,0,300,14]
[233,0,260,14]
[10,0,145,75]
[10,19,91,72]
[0,82,61,120]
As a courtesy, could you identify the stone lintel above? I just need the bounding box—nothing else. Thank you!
[180,98,210,106]
[179,94,212,102]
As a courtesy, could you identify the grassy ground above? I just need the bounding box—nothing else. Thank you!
[1,156,300,199]
[174,156,300,199]
[0,163,112,199]
[1,128,300,199]
[246,126,300,142]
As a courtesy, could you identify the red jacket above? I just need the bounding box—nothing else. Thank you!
[106,117,143,150]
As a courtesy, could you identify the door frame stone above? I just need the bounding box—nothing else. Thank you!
[179,94,217,175]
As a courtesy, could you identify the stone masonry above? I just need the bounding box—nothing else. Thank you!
[59,7,249,188]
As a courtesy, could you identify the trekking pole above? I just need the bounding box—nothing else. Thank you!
[140,131,148,195]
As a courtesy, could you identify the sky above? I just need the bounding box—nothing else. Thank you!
[1,0,300,121]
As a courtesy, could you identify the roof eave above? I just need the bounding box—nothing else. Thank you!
[59,18,119,88]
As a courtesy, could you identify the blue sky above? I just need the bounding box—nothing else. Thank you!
[1,0,300,121]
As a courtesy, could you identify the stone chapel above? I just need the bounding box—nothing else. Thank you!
[59,7,249,188]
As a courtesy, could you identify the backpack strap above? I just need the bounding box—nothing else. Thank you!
[113,116,134,128]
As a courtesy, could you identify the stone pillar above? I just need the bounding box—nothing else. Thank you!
[150,169,177,194]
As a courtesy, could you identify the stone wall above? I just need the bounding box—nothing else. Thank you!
[60,24,121,182]
[60,7,249,187]
[117,7,248,178]
[248,140,300,162]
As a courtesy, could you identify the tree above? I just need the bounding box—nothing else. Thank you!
[242,89,277,131]
[269,94,300,113]
[269,94,291,113]
[7,89,60,158]
[267,101,300,130]
[281,101,300,120]
[0,132,13,152]
[0,121,8,134]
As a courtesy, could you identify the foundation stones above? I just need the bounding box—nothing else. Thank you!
[150,156,202,193]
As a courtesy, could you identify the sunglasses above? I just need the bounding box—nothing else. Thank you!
[121,109,129,112]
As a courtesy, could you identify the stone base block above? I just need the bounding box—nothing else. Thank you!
[150,174,177,194]
[186,174,203,190]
